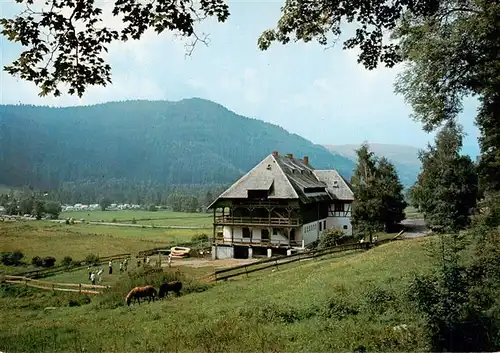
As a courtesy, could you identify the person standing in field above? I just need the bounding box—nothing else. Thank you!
[97,268,103,283]
[108,260,113,275]
[90,272,96,285]
[146,256,150,265]
[124,258,128,271]
[168,253,172,268]
[119,262,123,273]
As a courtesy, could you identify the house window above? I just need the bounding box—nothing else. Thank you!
[272,228,279,235]
[319,222,322,232]
[247,189,268,199]
[334,203,344,212]
[324,220,326,229]
[261,229,270,241]
[242,227,251,238]
[343,225,348,230]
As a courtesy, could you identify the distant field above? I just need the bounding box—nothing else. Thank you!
[61,210,213,227]
[0,221,211,270]
[405,206,424,220]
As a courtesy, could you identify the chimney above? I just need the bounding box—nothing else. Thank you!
[272,151,279,157]
[286,153,293,158]
[303,156,309,165]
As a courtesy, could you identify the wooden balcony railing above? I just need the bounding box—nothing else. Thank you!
[214,216,300,226]
[230,201,300,209]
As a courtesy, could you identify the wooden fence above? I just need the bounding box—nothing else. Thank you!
[214,242,372,282]
[1,275,109,295]
[213,230,407,282]
[15,253,133,279]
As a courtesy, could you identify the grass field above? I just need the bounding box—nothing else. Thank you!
[0,218,211,273]
[0,236,436,352]
[405,206,424,220]
[60,210,213,227]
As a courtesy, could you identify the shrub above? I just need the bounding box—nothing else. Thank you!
[319,228,346,248]
[31,256,43,267]
[84,253,99,265]
[61,256,73,266]
[42,256,56,268]
[191,233,209,243]
[111,218,117,223]
[131,218,137,224]
[65,218,70,225]
[148,205,157,212]
[1,250,24,266]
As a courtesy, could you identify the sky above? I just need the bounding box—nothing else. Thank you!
[0,0,480,157]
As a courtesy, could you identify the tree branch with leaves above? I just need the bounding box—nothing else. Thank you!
[0,0,229,97]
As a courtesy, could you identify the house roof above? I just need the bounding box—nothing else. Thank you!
[210,154,299,203]
[313,170,354,201]
[208,153,353,208]
[274,155,332,204]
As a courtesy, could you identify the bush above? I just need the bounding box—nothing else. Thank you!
[84,253,99,265]
[191,233,209,243]
[148,205,157,212]
[131,218,137,224]
[319,228,346,248]
[42,256,56,268]
[1,250,24,266]
[61,256,73,266]
[31,256,43,267]
[111,218,117,223]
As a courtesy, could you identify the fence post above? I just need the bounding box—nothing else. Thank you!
[25,278,28,287]
[79,283,81,293]
[274,259,279,270]
[52,284,55,291]
[245,266,248,278]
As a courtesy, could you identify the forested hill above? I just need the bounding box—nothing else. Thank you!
[0,98,355,189]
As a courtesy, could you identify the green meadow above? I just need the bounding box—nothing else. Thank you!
[61,210,213,227]
[0,217,211,272]
[0,237,435,352]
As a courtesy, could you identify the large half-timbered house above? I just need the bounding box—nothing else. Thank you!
[207,151,354,259]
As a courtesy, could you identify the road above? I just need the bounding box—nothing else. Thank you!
[401,219,430,238]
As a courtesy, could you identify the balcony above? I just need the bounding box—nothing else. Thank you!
[214,237,303,248]
[214,216,300,227]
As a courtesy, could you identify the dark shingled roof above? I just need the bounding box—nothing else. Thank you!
[274,155,332,204]
[208,153,353,208]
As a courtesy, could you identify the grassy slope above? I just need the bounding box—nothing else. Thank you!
[0,237,434,353]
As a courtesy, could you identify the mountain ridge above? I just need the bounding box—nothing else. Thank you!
[0,98,355,190]
[324,143,422,187]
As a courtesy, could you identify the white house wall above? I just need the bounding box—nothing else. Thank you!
[301,219,327,246]
[326,216,353,236]
[223,226,290,245]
